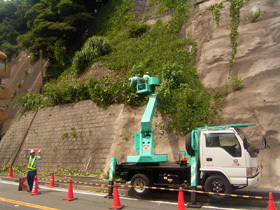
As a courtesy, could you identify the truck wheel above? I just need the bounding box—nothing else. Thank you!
[205,174,233,200]
[185,133,195,156]
[131,174,152,197]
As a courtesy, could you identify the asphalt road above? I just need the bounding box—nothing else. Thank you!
[0,180,269,210]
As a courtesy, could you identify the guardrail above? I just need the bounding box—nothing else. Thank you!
[37,176,268,200]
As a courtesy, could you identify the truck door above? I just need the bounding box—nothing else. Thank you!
[200,131,247,185]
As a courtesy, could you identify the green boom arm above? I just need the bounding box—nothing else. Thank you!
[127,74,167,163]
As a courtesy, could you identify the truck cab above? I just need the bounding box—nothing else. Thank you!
[188,124,261,198]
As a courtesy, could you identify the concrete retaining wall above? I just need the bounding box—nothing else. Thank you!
[0,101,124,173]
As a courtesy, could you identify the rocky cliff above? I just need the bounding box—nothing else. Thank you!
[186,0,280,189]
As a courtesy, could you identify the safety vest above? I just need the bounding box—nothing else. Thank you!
[28,156,37,170]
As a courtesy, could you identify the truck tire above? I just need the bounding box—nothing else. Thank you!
[185,133,195,156]
[131,174,152,197]
[204,174,233,200]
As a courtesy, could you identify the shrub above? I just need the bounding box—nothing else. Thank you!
[250,8,261,23]
[129,63,147,77]
[232,76,244,91]
[15,93,44,113]
[128,22,149,38]
[207,2,224,27]
[157,63,211,134]
[72,36,112,74]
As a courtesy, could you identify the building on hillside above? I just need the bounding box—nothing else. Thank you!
[0,51,10,123]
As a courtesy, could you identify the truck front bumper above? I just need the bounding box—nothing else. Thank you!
[247,172,261,186]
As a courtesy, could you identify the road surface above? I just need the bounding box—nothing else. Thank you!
[0,179,268,210]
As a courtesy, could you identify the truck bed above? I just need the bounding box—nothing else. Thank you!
[116,162,191,186]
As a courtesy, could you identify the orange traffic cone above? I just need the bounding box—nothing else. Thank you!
[110,182,125,209]
[177,187,186,210]
[8,165,13,178]
[63,179,77,201]
[30,176,41,195]
[18,177,28,191]
[268,192,276,210]
[49,172,55,187]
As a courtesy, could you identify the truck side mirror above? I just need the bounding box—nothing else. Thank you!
[262,136,270,149]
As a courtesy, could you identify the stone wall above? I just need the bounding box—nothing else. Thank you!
[0,112,35,167]
[0,101,124,173]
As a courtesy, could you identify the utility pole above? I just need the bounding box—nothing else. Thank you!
[40,49,43,93]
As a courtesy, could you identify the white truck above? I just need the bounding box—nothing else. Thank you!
[114,123,263,199]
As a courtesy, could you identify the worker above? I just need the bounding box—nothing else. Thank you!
[24,149,43,192]
[143,72,150,80]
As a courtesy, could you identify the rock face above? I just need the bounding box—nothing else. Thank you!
[186,0,280,189]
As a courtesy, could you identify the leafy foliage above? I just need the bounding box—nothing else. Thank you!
[16,75,137,111]
[231,76,244,91]
[0,165,26,175]
[250,8,261,23]
[0,0,31,58]
[17,0,106,78]
[72,36,112,74]
[228,0,245,73]
[14,0,214,134]
[207,2,224,27]
[157,63,211,133]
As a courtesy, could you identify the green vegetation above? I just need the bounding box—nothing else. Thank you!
[17,1,106,77]
[143,0,184,18]
[61,132,68,140]
[55,167,94,177]
[228,0,245,73]
[231,76,244,91]
[207,2,224,27]
[0,1,30,58]
[250,8,261,23]
[212,76,244,121]
[72,36,112,75]
[1,0,217,135]
[157,63,211,133]
[14,1,214,134]
[0,165,26,175]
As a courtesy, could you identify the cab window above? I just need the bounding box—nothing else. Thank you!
[205,133,241,157]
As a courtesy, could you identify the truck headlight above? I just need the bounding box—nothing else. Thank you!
[247,167,258,178]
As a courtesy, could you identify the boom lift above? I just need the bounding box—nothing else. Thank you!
[127,74,167,163]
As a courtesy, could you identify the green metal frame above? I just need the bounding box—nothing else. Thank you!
[127,75,167,163]
[197,123,255,131]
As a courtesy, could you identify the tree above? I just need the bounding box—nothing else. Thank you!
[18,0,107,78]
[0,0,31,58]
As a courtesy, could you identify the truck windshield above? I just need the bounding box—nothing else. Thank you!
[236,128,258,158]
[205,133,241,157]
